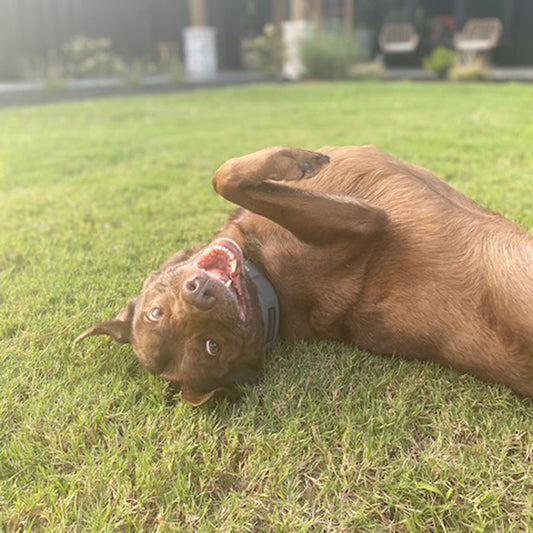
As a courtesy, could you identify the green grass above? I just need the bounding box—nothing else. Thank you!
[1,82,532,532]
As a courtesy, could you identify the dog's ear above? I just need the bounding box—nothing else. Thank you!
[182,386,241,407]
[74,298,137,345]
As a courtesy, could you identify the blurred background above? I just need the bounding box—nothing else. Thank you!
[1,0,532,87]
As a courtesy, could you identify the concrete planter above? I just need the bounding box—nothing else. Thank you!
[183,26,217,80]
[281,20,312,80]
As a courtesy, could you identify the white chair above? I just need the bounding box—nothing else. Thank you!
[453,18,503,63]
[378,22,419,54]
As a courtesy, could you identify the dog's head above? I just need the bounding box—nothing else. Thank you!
[75,239,265,405]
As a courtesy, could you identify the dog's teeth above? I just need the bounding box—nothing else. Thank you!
[213,245,235,257]
[223,248,235,259]
[224,279,232,287]
[211,244,238,267]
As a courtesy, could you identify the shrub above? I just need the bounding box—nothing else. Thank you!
[241,24,284,79]
[300,25,359,80]
[40,51,66,91]
[120,61,145,88]
[62,35,123,78]
[422,46,455,78]
[155,43,184,85]
[448,58,491,81]
[349,59,385,80]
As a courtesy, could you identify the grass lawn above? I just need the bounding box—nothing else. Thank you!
[1,81,532,532]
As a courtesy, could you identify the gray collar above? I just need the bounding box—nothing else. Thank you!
[244,260,279,351]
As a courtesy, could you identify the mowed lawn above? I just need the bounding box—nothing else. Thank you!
[1,82,532,532]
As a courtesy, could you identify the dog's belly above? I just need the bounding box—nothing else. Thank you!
[332,304,440,361]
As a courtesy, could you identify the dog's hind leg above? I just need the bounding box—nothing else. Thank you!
[212,147,388,246]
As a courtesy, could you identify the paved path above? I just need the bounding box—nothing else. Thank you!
[1,68,532,108]
[384,67,533,82]
[0,71,269,107]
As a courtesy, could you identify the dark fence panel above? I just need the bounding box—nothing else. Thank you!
[496,0,533,65]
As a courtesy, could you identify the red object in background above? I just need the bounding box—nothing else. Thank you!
[431,15,456,44]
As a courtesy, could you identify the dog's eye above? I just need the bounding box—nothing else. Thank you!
[148,307,163,322]
[206,339,220,357]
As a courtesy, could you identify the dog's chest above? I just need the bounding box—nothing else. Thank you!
[258,245,369,340]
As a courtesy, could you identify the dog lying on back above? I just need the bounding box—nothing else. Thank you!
[75,146,533,405]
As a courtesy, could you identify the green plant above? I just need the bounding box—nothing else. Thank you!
[423,46,456,78]
[241,24,284,78]
[300,25,359,79]
[120,60,145,88]
[41,52,66,92]
[62,35,123,78]
[448,57,491,81]
[348,59,384,80]
[156,42,185,85]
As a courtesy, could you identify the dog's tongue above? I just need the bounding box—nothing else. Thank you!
[196,243,239,283]
[210,268,230,282]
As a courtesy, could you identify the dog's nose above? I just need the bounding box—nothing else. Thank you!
[182,275,216,310]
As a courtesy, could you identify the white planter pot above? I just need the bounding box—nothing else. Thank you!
[282,20,312,80]
[183,26,217,80]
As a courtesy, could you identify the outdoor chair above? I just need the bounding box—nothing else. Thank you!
[453,18,503,63]
[378,22,419,54]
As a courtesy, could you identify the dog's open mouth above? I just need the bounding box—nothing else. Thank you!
[195,239,247,321]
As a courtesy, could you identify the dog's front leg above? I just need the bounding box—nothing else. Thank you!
[213,147,388,245]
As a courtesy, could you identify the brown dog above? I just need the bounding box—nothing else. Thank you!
[75,146,533,404]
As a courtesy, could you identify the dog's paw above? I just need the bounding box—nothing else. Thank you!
[214,147,331,189]
[271,148,330,181]
[297,152,331,179]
